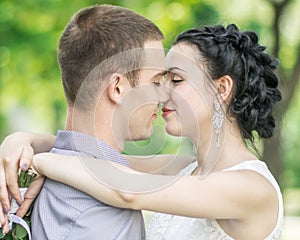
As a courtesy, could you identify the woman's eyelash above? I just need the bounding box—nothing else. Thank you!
[172,78,183,83]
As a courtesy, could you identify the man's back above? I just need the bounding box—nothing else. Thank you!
[31,131,145,240]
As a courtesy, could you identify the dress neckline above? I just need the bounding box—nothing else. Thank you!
[187,159,263,176]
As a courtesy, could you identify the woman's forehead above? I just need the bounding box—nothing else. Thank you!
[166,44,199,70]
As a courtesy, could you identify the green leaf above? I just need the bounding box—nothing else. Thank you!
[18,171,25,188]
[0,228,13,239]
[14,225,27,239]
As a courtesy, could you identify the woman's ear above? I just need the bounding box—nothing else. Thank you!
[107,74,127,105]
[214,75,233,103]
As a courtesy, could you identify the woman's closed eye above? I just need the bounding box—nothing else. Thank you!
[170,75,184,85]
[166,72,184,85]
[171,78,183,84]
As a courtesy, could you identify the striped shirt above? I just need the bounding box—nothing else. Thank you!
[31,130,145,240]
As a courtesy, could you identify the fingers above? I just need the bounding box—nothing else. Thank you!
[1,133,35,205]
[1,145,21,208]
[2,216,10,235]
[0,133,37,235]
[2,146,34,205]
[0,204,10,235]
[4,161,21,205]
[7,146,34,204]
[16,175,45,218]
[19,146,34,171]
[0,165,10,211]
[0,160,11,236]
[24,175,45,199]
[16,198,34,218]
[0,203,6,227]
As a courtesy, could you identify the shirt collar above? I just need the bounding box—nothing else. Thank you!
[53,130,130,167]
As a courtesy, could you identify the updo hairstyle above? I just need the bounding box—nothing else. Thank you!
[173,24,281,142]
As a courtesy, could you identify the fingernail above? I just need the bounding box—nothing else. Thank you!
[3,206,8,215]
[23,163,28,171]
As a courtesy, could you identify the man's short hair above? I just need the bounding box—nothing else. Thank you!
[58,4,164,110]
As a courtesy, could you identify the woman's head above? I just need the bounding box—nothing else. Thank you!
[164,24,281,142]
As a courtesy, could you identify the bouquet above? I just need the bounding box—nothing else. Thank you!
[0,169,36,240]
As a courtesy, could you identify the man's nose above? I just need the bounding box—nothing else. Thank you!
[158,83,171,104]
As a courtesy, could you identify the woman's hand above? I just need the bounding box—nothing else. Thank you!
[0,202,10,235]
[0,132,35,212]
[16,172,45,218]
[0,132,55,214]
[0,167,45,235]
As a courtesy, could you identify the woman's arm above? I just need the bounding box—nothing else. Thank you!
[123,154,194,175]
[0,131,56,163]
[29,132,56,154]
[33,153,274,220]
[0,132,55,209]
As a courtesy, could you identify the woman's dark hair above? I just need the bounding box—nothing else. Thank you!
[173,24,281,142]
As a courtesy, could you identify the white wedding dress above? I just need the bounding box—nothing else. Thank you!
[147,160,283,240]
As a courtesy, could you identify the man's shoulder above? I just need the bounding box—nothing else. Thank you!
[32,178,144,240]
[36,178,102,214]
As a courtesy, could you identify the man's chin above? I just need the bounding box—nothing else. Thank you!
[129,128,153,141]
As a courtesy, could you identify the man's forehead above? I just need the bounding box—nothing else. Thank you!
[139,67,166,83]
[143,41,166,70]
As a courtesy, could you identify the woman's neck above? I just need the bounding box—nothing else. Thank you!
[192,119,257,175]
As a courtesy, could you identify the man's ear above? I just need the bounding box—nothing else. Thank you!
[214,75,233,103]
[107,74,129,104]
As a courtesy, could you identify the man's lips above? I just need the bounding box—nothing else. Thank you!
[162,107,174,117]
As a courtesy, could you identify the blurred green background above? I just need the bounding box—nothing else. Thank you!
[1,0,300,238]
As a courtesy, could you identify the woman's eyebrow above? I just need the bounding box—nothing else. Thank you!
[168,67,186,73]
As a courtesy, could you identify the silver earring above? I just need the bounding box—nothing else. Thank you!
[212,101,224,147]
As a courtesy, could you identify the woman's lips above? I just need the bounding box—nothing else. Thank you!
[162,107,174,117]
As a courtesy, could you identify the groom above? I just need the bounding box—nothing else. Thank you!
[0,4,166,239]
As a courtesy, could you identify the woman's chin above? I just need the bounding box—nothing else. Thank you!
[165,125,182,137]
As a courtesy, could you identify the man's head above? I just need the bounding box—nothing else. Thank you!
[59,5,166,149]
[58,4,164,110]
[112,40,167,143]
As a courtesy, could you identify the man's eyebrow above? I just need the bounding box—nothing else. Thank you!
[152,70,168,78]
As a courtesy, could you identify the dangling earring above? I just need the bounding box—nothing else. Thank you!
[212,101,224,147]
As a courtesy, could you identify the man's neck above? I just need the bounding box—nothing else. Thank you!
[65,108,124,152]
